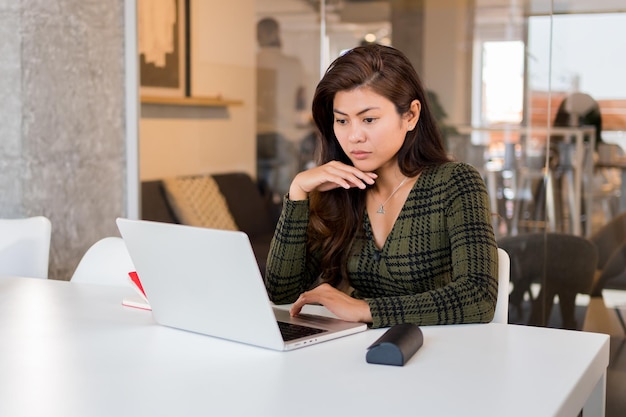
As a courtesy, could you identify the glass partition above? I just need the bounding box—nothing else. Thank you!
[255,0,626,329]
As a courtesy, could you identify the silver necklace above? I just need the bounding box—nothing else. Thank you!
[374,176,408,214]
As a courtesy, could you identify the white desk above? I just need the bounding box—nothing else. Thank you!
[0,276,610,417]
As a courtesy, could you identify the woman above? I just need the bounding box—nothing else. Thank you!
[265,44,498,328]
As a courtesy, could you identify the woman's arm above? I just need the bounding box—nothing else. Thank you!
[264,198,320,304]
[265,162,377,304]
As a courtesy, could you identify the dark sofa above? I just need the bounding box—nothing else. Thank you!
[141,172,281,276]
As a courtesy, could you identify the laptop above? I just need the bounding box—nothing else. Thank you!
[116,218,367,351]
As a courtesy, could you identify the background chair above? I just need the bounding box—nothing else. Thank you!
[583,212,626,336]
[491,248,511,324]
[583,242,626,336]
[71,237,134,286]
[589,211,626,293]
[552,92,603,233]
[498,232,598,329]
[593,142,623,222]
[0,216,51,279]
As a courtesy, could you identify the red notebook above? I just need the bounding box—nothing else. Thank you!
[122,271,152,310]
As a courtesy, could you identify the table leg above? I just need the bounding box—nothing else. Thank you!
[573,132,583,236]
[585,135,596,237]
[582,372,606,417]
[615,306,626,333]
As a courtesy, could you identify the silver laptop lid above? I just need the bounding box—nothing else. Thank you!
[116,218,286,350]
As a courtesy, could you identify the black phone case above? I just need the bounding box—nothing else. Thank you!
[366,323,423,366]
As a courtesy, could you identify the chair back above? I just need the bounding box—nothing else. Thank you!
[0,216,51,279]
[71,237,134,286]
[590,211,626,269]
[592,242,626,295]
[588,211,626,294]
[491,248,510,324]
[498,233,598,329]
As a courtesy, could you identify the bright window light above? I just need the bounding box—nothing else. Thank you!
[482,41,524,124]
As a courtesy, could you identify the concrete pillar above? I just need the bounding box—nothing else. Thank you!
[390,0,425,75]
[0,1,129,280]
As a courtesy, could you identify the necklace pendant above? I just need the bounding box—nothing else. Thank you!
[372,176,408,216]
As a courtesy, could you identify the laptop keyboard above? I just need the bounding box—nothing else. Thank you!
[278,321,327,341]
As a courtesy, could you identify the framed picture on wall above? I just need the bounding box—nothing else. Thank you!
[138,0,190,97]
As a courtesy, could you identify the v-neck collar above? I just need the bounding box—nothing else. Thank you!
[363,171,422,252]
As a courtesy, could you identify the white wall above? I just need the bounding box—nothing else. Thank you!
[140,0,257,181]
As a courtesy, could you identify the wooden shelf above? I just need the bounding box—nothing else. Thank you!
[140,95,243,107]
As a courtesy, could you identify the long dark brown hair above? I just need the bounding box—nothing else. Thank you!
[309,44,450,287]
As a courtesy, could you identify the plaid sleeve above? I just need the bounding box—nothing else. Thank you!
[264,196,320,304]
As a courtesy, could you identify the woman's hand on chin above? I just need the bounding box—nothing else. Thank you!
[289,283,372,323]
[288,161,377,201]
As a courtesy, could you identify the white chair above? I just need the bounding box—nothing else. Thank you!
[71,237,134,286]
[0,216,51,279]
[491,248,511,324]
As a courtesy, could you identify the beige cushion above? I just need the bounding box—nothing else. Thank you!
[162,176,239,231]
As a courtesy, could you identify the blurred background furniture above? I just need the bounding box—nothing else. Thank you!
[141,172,280,276]
[0,216,51,279]
[499,232,598,329]
[71,237,135,287]
[454,125,595,237]
[583,212,626,336]
[551,92,610,233]
[584,242,626,337]
[256,132,299,199]
[589,211,626,294]
[595,142,626,218]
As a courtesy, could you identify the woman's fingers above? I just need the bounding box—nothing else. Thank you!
[325,161,377,189]
[296,162,377,194]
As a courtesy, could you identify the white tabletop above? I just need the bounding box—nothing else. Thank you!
[0,276,610,417]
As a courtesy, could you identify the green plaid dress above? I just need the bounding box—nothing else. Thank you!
[265,162,498,328]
